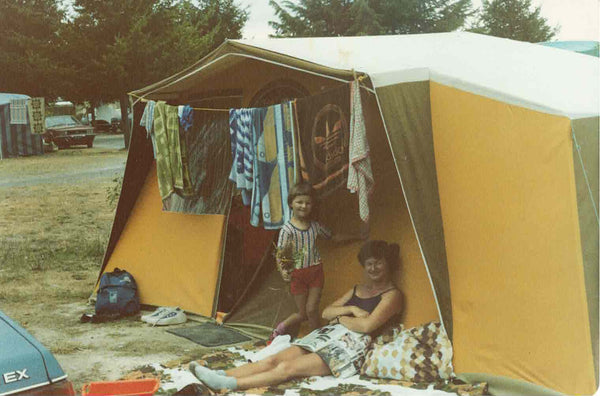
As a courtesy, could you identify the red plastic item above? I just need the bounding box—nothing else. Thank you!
[81,379,160,396]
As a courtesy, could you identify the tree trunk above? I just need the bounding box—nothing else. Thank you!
[119,95,130,149]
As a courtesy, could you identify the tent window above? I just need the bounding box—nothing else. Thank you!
[249,79,310,107]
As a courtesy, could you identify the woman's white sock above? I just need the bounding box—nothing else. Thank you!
[189,361,226,377]
[189,361,237,390]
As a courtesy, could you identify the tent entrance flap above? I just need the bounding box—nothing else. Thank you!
[101,163,227,317]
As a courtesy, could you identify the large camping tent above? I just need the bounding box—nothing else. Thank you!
[0,93,44,159]
[97,32,598,395]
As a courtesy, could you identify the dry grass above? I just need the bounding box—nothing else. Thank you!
[0,148,205,393]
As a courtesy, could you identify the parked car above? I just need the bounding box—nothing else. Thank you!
[0,309,75,395]
[44,115,96,149]
[110,117,121,133]
[91,119,111,133]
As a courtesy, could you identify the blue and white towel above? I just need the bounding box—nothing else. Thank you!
[140,100,156,135]
[229,108,257,205]
[251,102,296,230]
[180,105,194,132]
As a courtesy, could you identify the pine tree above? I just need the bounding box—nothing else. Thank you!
[470,0,559,42]
[268,0,473,37]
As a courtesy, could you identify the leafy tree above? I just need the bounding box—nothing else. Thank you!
[62,0,247,146]
[469,0,559,42]
[268,0,473,37]
[0,0,67,99]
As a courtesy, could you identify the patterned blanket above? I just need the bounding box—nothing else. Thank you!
[122,341,488,396]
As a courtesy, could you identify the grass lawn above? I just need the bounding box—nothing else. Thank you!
[0,148,206,393]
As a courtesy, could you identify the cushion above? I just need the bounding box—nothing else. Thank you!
[361,321,454,383]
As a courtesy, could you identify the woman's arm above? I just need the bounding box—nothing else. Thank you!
[321,288,356,321]
[338,290,403,334]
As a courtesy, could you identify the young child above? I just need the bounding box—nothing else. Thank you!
[271,182,366,341]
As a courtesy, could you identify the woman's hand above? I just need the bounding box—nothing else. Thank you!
[350,306,369,318]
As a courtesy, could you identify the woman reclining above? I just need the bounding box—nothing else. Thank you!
[189,240,403,392]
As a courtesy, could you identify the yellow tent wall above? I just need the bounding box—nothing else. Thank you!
[103,164,226,316]
[430,82,596,395]
[317,91,440,329]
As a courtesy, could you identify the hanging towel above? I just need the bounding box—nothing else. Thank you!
[347,81,374,222]
[251,102,296,229]
[180,105,194,132]
[162,111,234,215]
[165,104,192,195]
[153,101,175,199]
[140,100,156,135]
[9,99,28,125]
[295,85,350,198]
[229,108,257,205]
[27,98,45,134]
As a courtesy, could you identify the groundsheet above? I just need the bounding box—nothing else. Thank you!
[122,342,489,395]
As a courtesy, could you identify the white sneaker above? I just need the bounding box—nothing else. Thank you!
[141,307,176,323]
[152,307,187,326]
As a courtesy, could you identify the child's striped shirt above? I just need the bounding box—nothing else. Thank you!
[277,221,332,269]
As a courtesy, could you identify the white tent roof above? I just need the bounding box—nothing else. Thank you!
[234,32,599,119]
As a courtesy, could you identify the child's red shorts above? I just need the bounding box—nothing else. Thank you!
[290,263,324,295]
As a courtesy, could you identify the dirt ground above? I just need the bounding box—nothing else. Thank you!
[0,147,211,393]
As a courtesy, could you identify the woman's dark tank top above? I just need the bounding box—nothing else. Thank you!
[343,285,396,313]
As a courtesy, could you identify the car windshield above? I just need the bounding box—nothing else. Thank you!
[45,115,81,128]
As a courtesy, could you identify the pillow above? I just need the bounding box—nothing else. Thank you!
[361,321,454,383]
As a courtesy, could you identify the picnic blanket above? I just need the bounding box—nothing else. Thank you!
[122,342,489,395]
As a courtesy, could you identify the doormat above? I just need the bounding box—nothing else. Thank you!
[167,322,252,347]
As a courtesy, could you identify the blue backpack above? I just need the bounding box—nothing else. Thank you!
[95,268,140,317]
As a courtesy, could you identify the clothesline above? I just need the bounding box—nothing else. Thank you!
[128,76,372,112]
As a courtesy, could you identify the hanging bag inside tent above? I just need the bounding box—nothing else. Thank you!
[95,268,140,317]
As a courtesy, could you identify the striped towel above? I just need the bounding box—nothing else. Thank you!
[229,108,256,205]
[140,100,156,135]
[347,81,374,222]
[27,98,45,134]
[9,99,28,125]
[251,102,296,229]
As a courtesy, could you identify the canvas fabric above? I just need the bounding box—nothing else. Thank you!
[375,81,453,340]
[251,102,296,229]
[0,103,44,159]
[361,321,454,383]
[347,81,373,222]
[571,116,599,380]
[100,164,227,317]
[295,85,350,198]
[430,82,596,395]
[162,111,234,215]
[9,98,28,125]
[27,98,45,134]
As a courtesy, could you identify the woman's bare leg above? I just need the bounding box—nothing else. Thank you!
[305,287,322,331]
[235,351,330,390]
[225,346,306,378]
